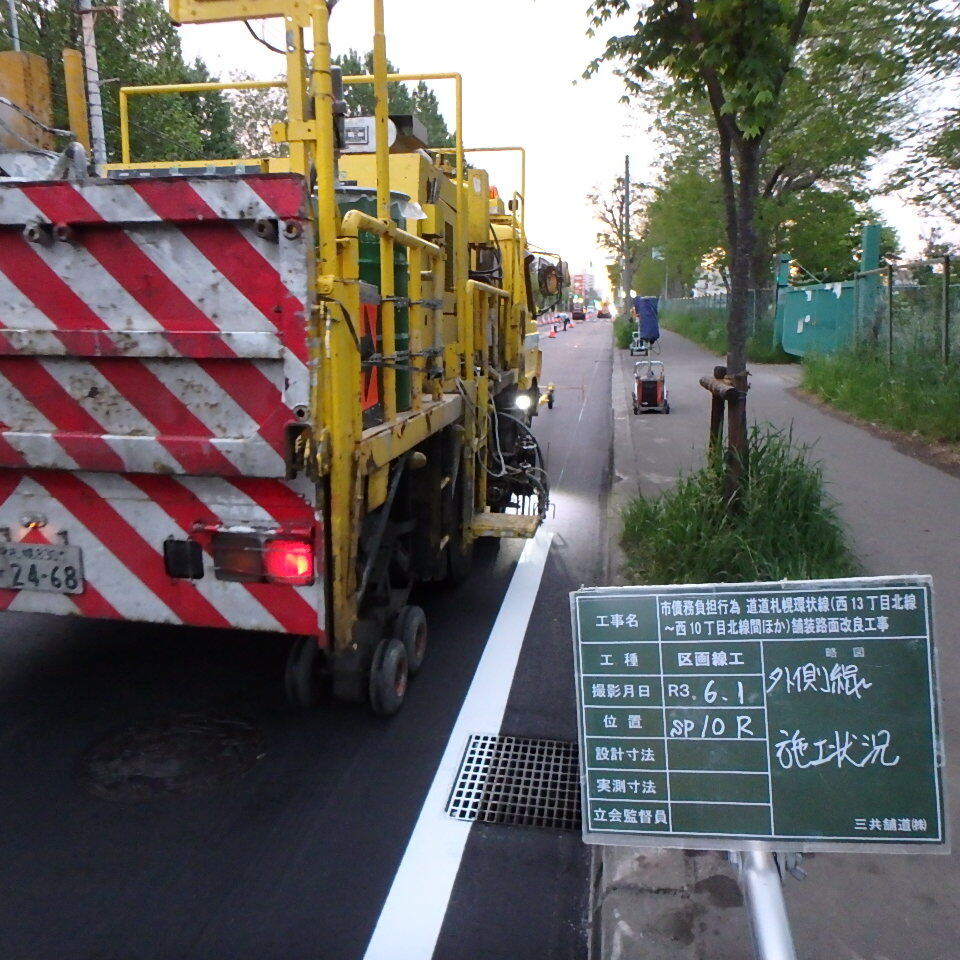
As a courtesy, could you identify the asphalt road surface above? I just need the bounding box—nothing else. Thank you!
[0,319,612,960]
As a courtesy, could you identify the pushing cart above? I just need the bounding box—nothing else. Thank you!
[632,359,670,415]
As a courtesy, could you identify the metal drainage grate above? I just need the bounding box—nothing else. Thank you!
[446,734,581,831]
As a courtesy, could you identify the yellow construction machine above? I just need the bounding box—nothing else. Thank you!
[0,0,565,714]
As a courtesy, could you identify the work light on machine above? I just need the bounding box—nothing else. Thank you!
[515,393,533,412]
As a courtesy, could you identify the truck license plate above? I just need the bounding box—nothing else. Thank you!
[0,542,84,594]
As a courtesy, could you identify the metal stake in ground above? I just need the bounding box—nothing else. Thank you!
[738,851,798,960]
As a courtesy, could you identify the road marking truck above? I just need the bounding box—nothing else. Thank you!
[0,0,563,713]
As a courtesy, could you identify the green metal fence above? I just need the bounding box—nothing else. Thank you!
[662,289,777,342]
[781,258,957,366]
[661,258,957,368]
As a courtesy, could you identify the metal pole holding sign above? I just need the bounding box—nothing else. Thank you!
[738,851,798,960]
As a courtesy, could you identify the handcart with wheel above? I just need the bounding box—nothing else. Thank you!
[632,358,670,415]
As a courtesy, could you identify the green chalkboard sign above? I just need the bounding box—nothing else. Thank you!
[570,577,946,852]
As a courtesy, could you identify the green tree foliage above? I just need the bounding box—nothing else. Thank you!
[902,113,960,224]
[2,0,237,162]
[586,0,949,404]
[333,50,453,147]
[639,161,896,286]
[635,167,727,294]
[587,0,819,404]
[178,59,238,159]
[411,81,453,148]
[623,2,927,276]
[889,4,960,224]
[775,190,874,281]
[909,227,951,284]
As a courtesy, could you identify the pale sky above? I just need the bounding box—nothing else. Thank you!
[178,0,955,292]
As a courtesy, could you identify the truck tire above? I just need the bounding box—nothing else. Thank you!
[369,637,408,716]
[331,618,380,703]
[396,605,428,675]
[284,635,323,710]
[447,522,474,585]
[445,473,474,585]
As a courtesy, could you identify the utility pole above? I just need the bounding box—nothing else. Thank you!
[622,154,631,316]
[78,0,107,171]
[6,0,20,51]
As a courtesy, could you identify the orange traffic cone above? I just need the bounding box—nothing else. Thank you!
[548,326,557,338]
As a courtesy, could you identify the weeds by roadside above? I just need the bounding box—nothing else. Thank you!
[803,346,960,444]
[621,426,856,584]
[613,316,633,350]
[660,307,794,364]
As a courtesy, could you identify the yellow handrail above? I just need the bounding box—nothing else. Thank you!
[467,279,510,299]
[343,70,467,384]
[339,209,441,257]
[433,146,526,235]
[118,79,286,164]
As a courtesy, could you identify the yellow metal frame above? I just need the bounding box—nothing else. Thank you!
[118,79,285,165]
[62,49,90,153]
[436,147,532,383]
[433,145,526,235]
[169,0,312,25]
[342,70,467,384]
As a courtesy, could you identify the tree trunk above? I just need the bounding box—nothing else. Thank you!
[728,139,759,384]
[723,136,761,503]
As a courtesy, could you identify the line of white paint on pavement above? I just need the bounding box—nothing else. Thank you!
[362,528,554,960]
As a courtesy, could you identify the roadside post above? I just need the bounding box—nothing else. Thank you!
[571,576,947,960]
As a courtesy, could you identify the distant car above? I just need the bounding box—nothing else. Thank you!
[597,308,611,319]
[571,307,586,321]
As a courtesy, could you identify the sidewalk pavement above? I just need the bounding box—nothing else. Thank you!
[597,329,960,959]
[596,339,754,960]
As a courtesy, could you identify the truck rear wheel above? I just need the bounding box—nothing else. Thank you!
[446,520,474,585]
[284,636,323,710]
[397,605,428,675]
[444,472,474,585]
[369,637,409,716]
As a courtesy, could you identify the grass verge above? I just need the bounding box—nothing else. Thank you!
[803,346,960,444]
[621,425,856,584]
[613,316,633,350]
[660,307,794,364]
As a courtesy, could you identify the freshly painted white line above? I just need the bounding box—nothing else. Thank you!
[362,528,554,960]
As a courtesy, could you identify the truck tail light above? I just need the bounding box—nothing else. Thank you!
[210,531,315,586]
[264,539,314,586]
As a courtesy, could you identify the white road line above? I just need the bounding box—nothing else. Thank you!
[362,528,554,960]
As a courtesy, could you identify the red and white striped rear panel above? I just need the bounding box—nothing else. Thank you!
[0,174,311,475]
[0,470,323,635]
[0,174,324,637]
